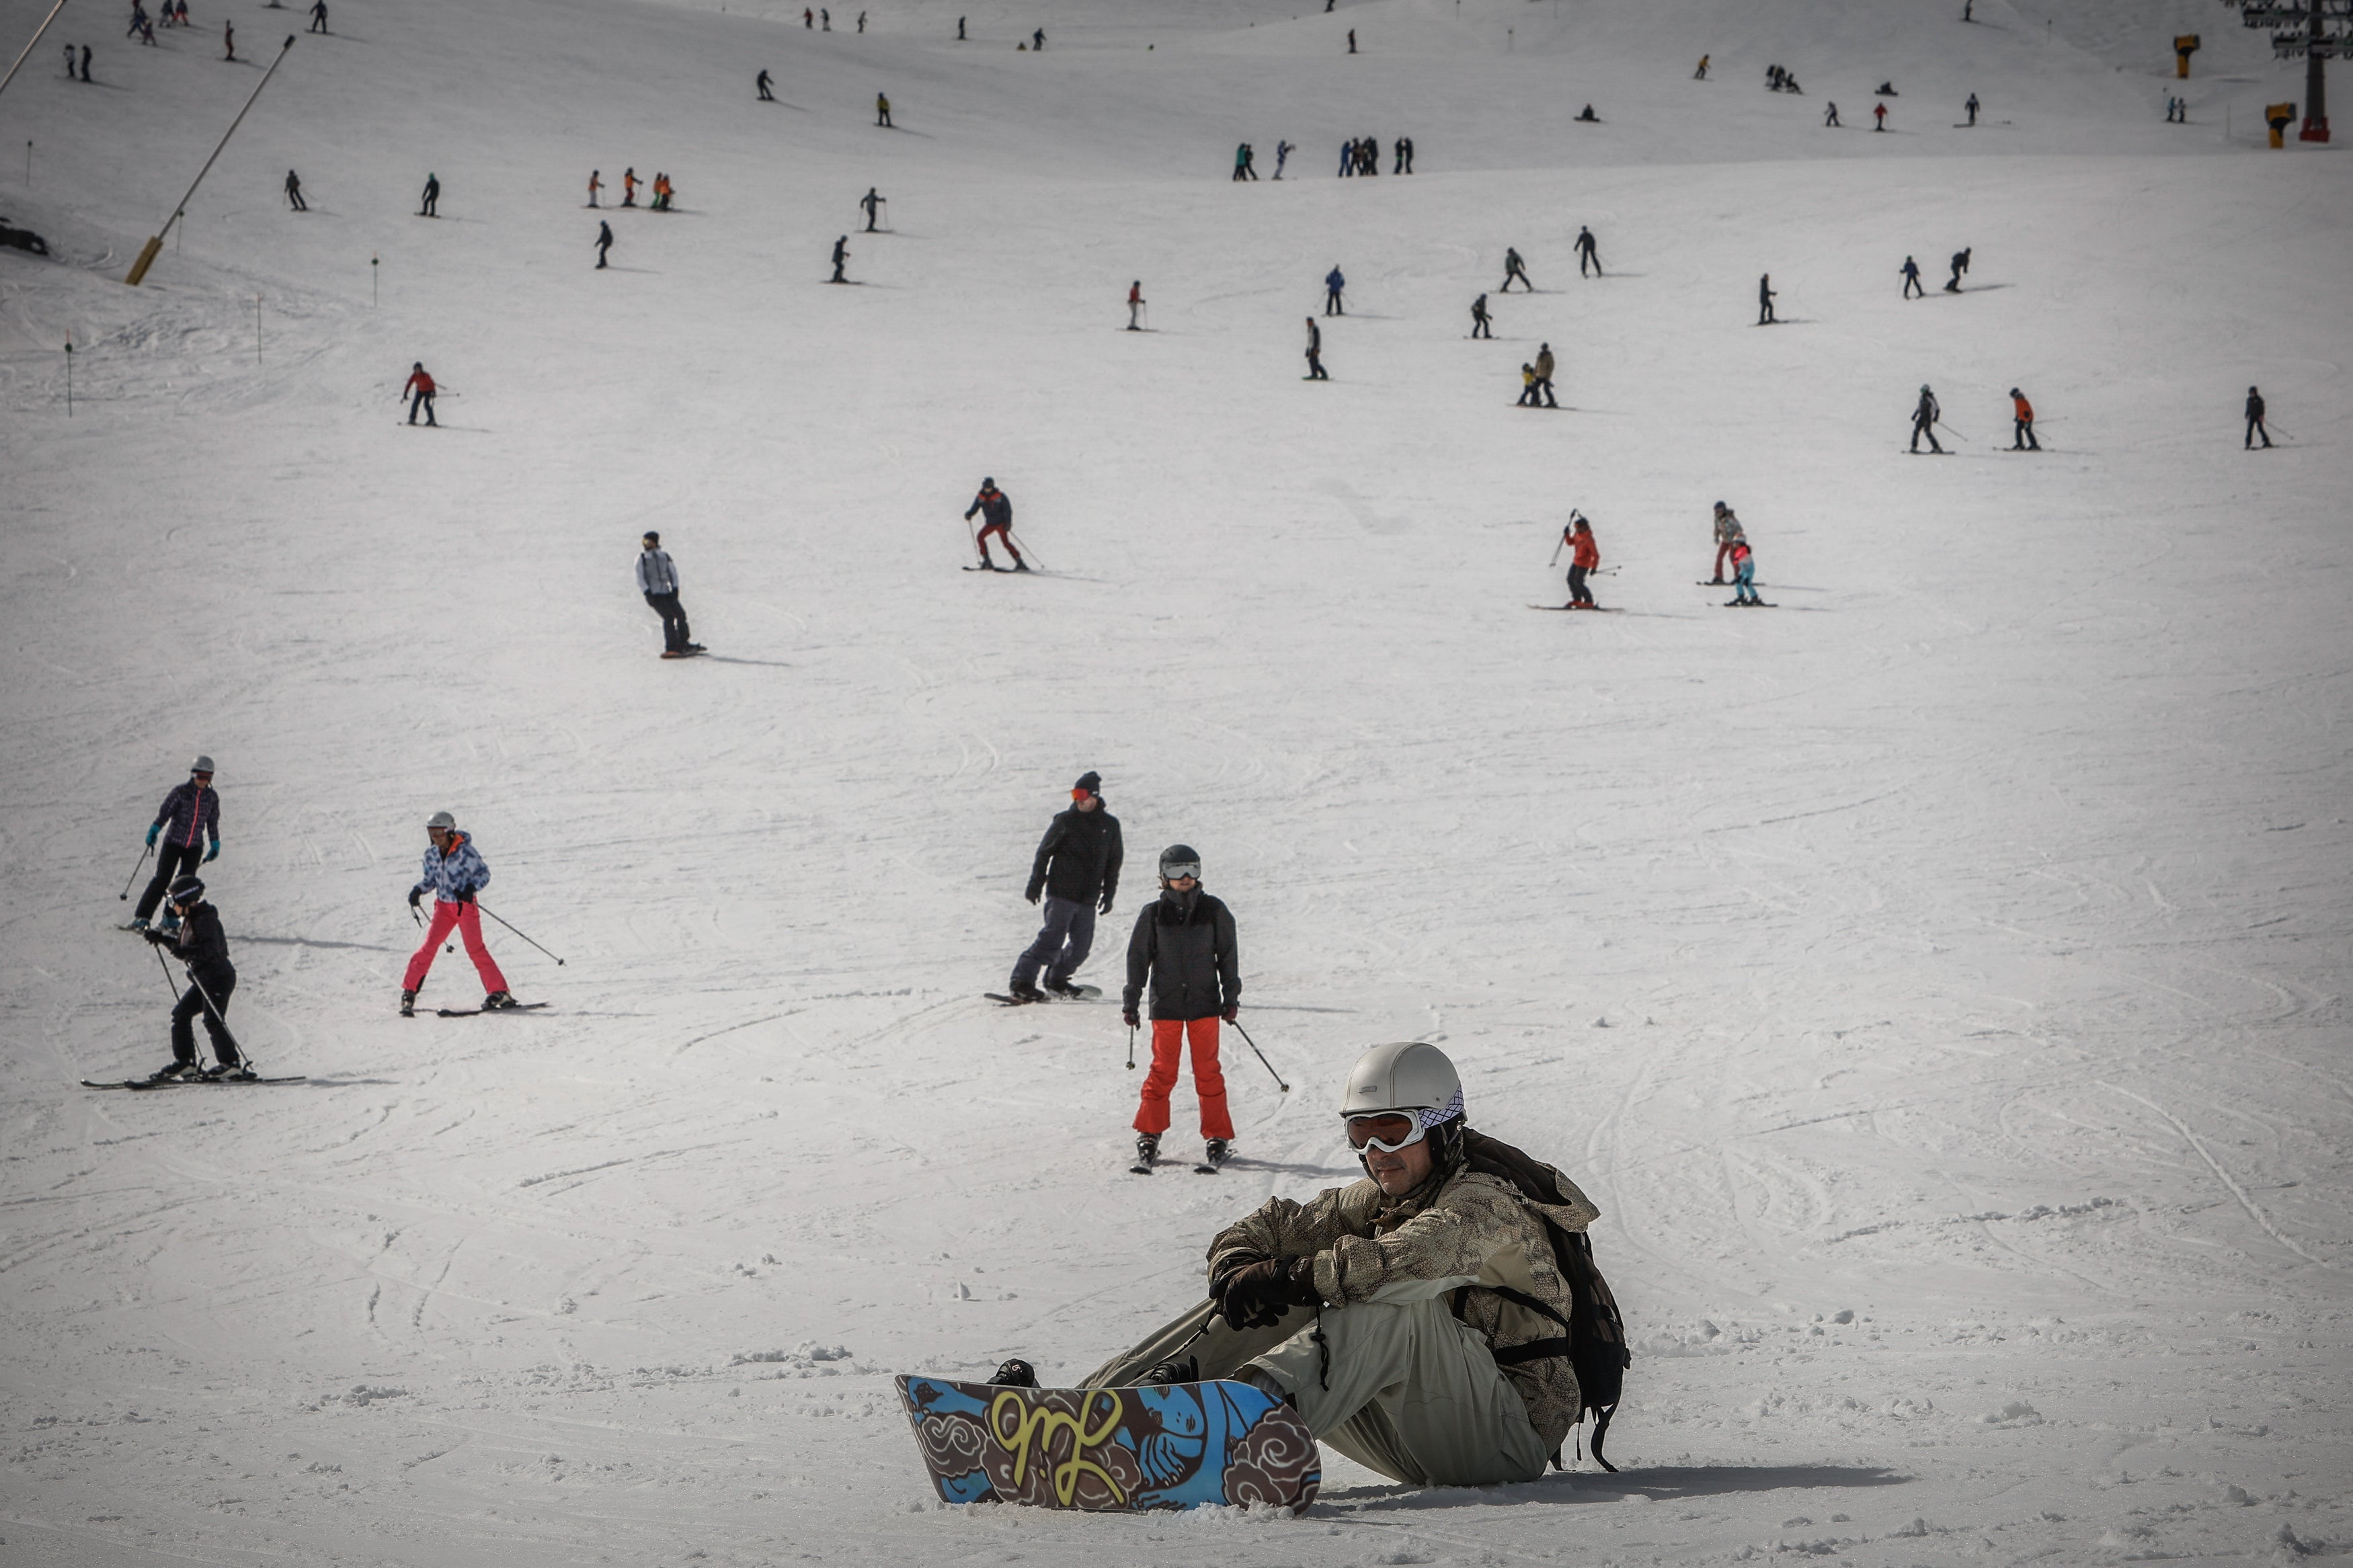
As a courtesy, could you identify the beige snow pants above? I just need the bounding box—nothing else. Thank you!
[1084,1296,1549,1488]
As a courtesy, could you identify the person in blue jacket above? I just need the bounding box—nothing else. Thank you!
[399,811,516,1015]
[130,755,220,931]
[1324,265,1345,316]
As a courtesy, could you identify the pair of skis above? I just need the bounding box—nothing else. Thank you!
[82,1073,306,1089]
[1133,1142,1231,1177]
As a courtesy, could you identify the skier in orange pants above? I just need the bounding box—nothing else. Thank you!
[1124,845,1241,1171]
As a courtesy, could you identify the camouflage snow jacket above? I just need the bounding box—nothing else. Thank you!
[1205,1134,1600,1456]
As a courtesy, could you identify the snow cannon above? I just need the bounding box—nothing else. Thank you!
[2174,33,2200,77]
[2268,100,2298,146]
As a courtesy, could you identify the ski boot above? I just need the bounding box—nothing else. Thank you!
[1202,1138,1232,1170]
[124,917,150,933]
[156,913,182,936]
[399,989,416,1018]
[482,990,519,1011]
[1012,560,1031,573]
[989,1358,1038,1389]
[1138,1356,1198,1387]
[148,1061,192,1083]
[202,1059,255,1081]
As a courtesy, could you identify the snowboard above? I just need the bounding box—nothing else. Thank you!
[985,985,1099,1007]
[895,1375,1318,1513]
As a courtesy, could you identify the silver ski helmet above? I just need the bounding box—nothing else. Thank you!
[426,810,457,831]
[191,755,216,775]
[1158,843,1201,882]
[1340,1041,1467,1170]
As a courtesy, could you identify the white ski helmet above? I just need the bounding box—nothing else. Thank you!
[426,810,457,831]
[1339,1041,1463,1124]
[191,754,216,774]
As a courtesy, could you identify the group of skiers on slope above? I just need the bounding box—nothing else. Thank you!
[586,168,676,211]
[1517,343,1560,408]
[116,760,523,1079]
[1711,501,1762,606]
[992,1038,1629,1489]
[1004,774,1241,1172]
[1337,135,1412,175]
[1907,384,2046,454]
[1467,229,1601,337]
[1897,247,1973,298]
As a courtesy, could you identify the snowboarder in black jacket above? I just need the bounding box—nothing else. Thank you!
[1008,772,1123,999]
[143,875,246,1078]
[1124,845,1240,1168]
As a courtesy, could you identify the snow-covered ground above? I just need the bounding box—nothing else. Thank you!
[2,0,2349,1561]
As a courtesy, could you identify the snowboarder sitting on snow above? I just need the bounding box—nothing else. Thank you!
[143,875,249,1080]
[400,812,517,1016]
[131,755,221,931]
[1033,1041,1605,1489]
[1122,845,1240,1172]
[1007,772,1122,1002]
[963,478,1026,570]
[1575,104,1597,122]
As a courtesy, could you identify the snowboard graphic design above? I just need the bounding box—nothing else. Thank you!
[895,1375,1318,1512]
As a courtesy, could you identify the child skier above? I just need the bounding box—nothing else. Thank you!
[142,875,248,1079]
[1728,538,1761,606]
[400,812,516,1015]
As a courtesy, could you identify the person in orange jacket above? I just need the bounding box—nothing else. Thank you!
[1564,513,1601,608]
[2009,387,2039,450]
[622,167,639,207]
[403,362,437,426]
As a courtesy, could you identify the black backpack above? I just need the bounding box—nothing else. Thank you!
[1460,1130,1634,1471]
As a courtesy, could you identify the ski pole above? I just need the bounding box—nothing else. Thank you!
[476,902,565,965]
[1008,530,1047,571]
[153,940,184,999]
[119,842,155,901]
[180,964,247,1063]
[1936,418,1970,441]
[1126,1023,1137,1070]
[1229,1019,1289,1092]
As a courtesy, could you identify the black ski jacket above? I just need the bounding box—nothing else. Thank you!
[1124,888,1239,1022]
[1026,804,1122,907]
[159,901,235,986]
[965,487,1011,528]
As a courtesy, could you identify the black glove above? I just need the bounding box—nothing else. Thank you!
[1123,1009,1140,1030]
[1098,893,1114,915]
[1208,1248,1271,1301]
[1025,886,1041,906]
[1217,1257,1319,1331]
[407,886,424,910]
[143,927,171,946]
[1221,1004,1238,1024]
[456,885,476,904]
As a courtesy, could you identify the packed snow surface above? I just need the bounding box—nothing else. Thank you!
[1,0,2348,1561]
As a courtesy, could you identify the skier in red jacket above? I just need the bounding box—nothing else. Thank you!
[403,362,437,426]
[1566,514,1601,608]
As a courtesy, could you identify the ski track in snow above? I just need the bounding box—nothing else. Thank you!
[2,0,2351,1562]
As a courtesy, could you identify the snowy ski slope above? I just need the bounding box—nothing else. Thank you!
[1,0,2348,1561]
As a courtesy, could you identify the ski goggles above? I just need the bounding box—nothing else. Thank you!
[1343,1113,1426,1153]
[1161,862,1201,882]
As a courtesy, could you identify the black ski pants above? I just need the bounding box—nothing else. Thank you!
[2245,418,2270,448]
[645,591,692,653]
[408,389,436,425]
[1903,275,1922,298]
[1306,351,1327,380]
[136,841,207,921]
[1911,419,1943,453]
[1324,290,1343,315]
[1579,248,1599,276]
[2012,419,2039,450]
[1012,895,1096,991]
[1567,565,1593,605]
[1470,315,1490,338]
[170,970,239,1067]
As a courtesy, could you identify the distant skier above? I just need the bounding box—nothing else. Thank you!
[1394,135,1414,171]
[1324,264,1345,316]
[1499,247,1531,292]
[964,477,1026,570]
[1232,143,1257,181]
[2245,386,2272,448]
[1033,26,1044,48]
[757,68,773,99]
[1911,384,1944,453]
[1574,224,1601,276]
[219,20,231,58]
[957,15,965,39]
[652,173,672,210]
[1900,255,1922,298]
[587,169,602,206]
[623,167,638,206]
[1347,27,1355,52]
[859,11,867,31]
[802,7,811,26]
[308,0,327,32]
[1944,247,1970,292]
[1123,844,1240,1173]
[1304,317,1327,380]
[1872,101,1888,131]
[2009,388,2039,450]
[1693,53,1709,79]
[1517,363,1538,407]
[403,361,438,425]
[830,235,848,282]
[875,91,891,126]
[419,172,439,216]
[638,530,699,657]
[1470,292,1492,339]
[1273,138,1291,177]
[142,877,246,1079]
[284,169,307,210]
[1757,273,1776,324]
[1564,514,1600,607]
[1876,81,1897,95]
[596,219,614,268]
[1575,104,1597,122]
[1337,138,1354,177]
[1728,538,1761,605]
[1127,280,1144,331]
[1824,101,1840,126]
[128,3,147,36]
[80,43,93,79]
[1533,343,1559,408]
[820,8,830,28]
[861,185,883,231]
[130,757,220,932]
[1710,501,1744,583]
[400,812,517,1016]
[1965,91,1980,126]
[1006,772,1122,1002]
